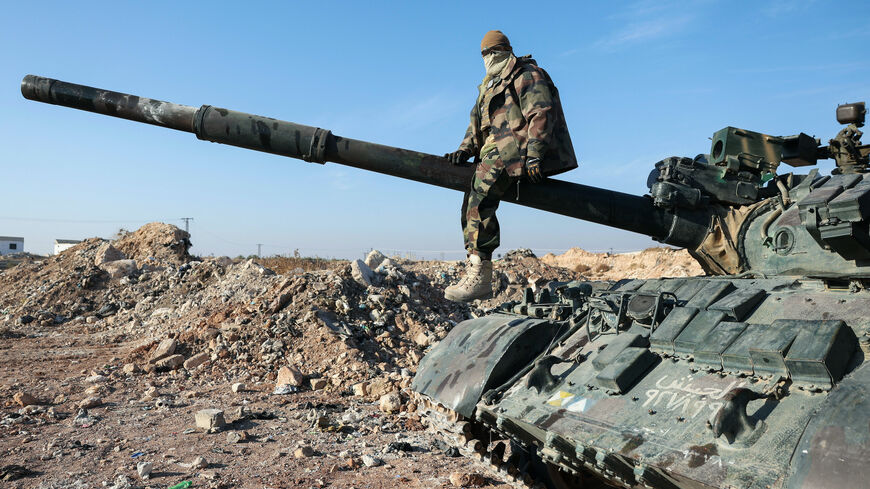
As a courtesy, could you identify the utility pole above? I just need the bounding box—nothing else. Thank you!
[180,217,193,233]
[257,243,263,258]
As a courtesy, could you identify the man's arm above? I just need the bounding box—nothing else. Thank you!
[516,68,555,161]
[458,101,481,156]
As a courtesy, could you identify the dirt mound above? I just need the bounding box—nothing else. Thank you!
[114,222,191,266]
[540,246,704,280]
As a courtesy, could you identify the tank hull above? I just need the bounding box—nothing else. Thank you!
[414,275,870,489]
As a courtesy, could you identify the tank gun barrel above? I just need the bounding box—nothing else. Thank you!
[21,75,705,248]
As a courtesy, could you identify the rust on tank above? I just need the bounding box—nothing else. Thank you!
[686,443,718,469]
[620,432,645,454]
[539,409,566,429]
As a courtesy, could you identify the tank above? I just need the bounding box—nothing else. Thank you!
[20,75,870,489]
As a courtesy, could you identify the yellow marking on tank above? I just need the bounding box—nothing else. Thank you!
[547,391,575,407]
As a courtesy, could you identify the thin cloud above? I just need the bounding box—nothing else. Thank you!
[771,83,870,100]
[728,61,868,75]
[382,93,465,131]
[593,14,693,51]
[762,0,817,17]
[327,168,354,191]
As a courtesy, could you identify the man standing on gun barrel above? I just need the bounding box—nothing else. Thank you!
[444,30,578,302]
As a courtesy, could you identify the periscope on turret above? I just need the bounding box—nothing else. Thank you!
[20,74,870,489]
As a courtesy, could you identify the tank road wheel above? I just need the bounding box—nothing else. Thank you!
[510,441,614,489]
[545,463,585,489]
[545,463,615,489]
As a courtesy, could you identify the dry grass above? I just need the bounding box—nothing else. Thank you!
[254,256,348,274]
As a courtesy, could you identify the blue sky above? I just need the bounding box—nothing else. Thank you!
[2,1,868,259]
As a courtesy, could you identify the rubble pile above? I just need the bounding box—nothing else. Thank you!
[0,226,582,398]
[0,223,702,488]
[113,222,192,266]
[541,246,703,279]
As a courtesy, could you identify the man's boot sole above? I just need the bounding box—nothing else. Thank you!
[444,289,493,302]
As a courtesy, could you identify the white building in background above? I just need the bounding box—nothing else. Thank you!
[54,239,82,255]
[0,236,24,256]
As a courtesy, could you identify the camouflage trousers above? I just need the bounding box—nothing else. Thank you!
[461,149,517,261]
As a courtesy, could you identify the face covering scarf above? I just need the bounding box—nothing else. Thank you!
[483,50,513,78]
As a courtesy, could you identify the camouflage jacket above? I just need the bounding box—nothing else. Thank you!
[458,55,578,178]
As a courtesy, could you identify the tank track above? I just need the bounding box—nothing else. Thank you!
[414,392,550,489]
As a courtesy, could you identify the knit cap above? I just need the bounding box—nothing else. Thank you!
[481,30,511,52]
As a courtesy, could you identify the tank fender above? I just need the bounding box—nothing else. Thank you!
[412,313,560,417]
[785,361,870,488]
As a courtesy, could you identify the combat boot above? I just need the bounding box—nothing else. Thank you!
[444,254,493,302]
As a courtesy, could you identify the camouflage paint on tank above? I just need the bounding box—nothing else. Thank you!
[412,313,559,417]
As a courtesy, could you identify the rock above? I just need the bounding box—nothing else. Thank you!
[310,378,328,391]
[99,259,137,279]
[150,338,177,363]
[136,461,153,480]
[13,391,38,407]
[199,470,218,480]
[71,408,98,427]
[294,446,314,458]
[195,409,226,433]
[350,259,374,287]
[364,250,387,269]
[367,378,393,398]
[142,386,160,401]
[450,472,485,487]
[272,384,299,395]
[20,404,44,415]
[361,454,383,467]
[189,456,208,469]
[94,243,126,266]
[154,354,184,371]
[96,303,117,318]
[379,391,402,413]
[183,352,209,369]
[78,396,102,409]
[122,363,139,374]
[231,382,246,393]
[409,350,423,363]
[227,430,247,444]
[351,382,369,397]
[394,315,408,332]
[275,366,304,387]
[110,474,133,489]
[150,307,175,318]
[413,332,432,347]
[85,374,108,383]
